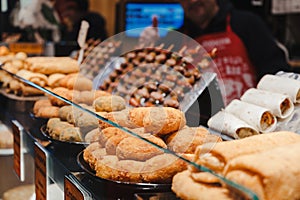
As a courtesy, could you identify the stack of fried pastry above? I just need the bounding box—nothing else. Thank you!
[33,87,110,119]
[83,106,221,183]
[172,131,300,200]
[0,53,94,96]
[43,95,124,142]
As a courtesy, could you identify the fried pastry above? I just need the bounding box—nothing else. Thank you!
[116,134,166,161]
[66,75,93,91]
[33,99,52,115]
[83,142,104,168]
[58,105,73,121]
[48,87,76,107]
[26,57,79,75]
[16,69,48,87]
[98,109,139,130]
[172,170,233,200]
[93,95,126,112]
[47,73,66,88]
[35,106,60,118]
[166,127,222,153]
[142,153,188,183]
[95,155,119,180]
[59,127,82,142]
[225,142,300,200]
[193,131,300,174]
[85,128,101,143]
[129,107,186,135]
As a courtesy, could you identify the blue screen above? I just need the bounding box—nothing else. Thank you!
[125,3,184,37]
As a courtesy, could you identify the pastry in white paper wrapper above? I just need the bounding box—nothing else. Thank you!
[207,110,259,139]
[241,88,294,119]
[225,99,277,133]
[257,74,300,103]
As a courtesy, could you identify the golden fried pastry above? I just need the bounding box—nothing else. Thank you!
[7,79,22,92]
[47,118,61,128]
[58,73,78,88]
[26,57,79,75]
[59,127,82,142]
[48,87,77,107]
[15,52,27,60]
[116,134,166,161]
[114,160,145,182]
[0,70,13,88]
[88,148,107,169]
[172,170,233,200]
[98,109,139,130]
[47,73,66,88]
[74,111,99,135]
[83,142,104,166]
[166,127,222,154]
[33,99,52,115]
[193,131,300,174]
[0,45,10,56]
[74,90,111,105]
[142,153,188,183]
[129,107,186,135]
[58,105,73,121]
[85,128,101,143]
[66,76,93,91]
[35,106,60,118]
[93,95,126,112]
[16,69,48,87]
[98,127,129,146]
[46,119,74,139]
[224,142,300,200]
[95,155,119,180]
[20,83,45,96]
[105,133,130,155]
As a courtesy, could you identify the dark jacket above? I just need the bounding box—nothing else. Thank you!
[178,0,291,80]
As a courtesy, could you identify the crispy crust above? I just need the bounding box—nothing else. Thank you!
[129,107,186,135]
[116,134,166,161]
[172,170,233,200]
[166,127,222,154]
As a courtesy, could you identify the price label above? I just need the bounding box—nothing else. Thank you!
[34,142,49,200]
[9,42,44,54]
[64,174,93,200]
[64,176,85,200]
[12,120,25,181]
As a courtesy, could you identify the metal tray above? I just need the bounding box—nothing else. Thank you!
[76,151,172,191]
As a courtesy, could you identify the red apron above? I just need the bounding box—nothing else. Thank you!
[196,15,256,105]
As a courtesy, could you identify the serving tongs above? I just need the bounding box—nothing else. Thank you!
[0,63,259,200]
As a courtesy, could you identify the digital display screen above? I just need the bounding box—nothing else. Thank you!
[125,2,184,37]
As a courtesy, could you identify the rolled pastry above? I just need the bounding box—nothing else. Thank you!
[16,69,48,87]
[172,170,233,200]
[224,142,300,200]
[257,74,300,103]
[207,110,259,139]
[225,99,277,133]
[193,131,300,174]
[241,88,294,119]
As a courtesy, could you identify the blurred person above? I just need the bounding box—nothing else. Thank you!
[55,0,108,42]
[140,0,291,105]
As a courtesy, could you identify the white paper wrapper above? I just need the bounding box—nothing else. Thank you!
[257,74,300,103]
[241,88,294,119]
[225,99,277,133]
[207,110,259,139]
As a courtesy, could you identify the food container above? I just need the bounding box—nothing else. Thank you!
[77,152,175,199]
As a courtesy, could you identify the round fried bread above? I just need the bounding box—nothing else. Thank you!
[116,134,166,161]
